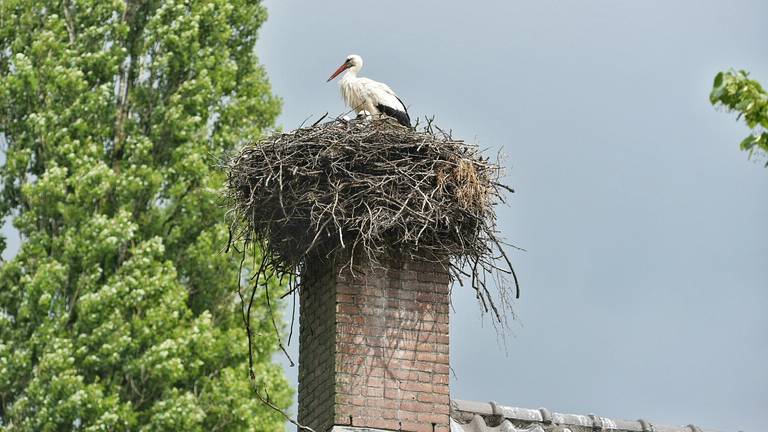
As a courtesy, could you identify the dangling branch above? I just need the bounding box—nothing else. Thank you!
[235,242,315,432]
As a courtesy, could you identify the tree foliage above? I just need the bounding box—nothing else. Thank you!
[710,70,768,164]
[0,0,290,430]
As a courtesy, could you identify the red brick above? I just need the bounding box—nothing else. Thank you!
[333,414,353,425]
[434,364,450,374]
[367,397,398,410]
[391,350,417,360]
[383,377,400,388]
[418,372,432,383]
[383,387,400,399]
[400,381,432,393]
[364,385,383,398]
[338,333,364,345]
[362,418,401,430]
[379,408,402,420]
[416,352,438,362]
[335,394,354,405]
[365,377,384,387]
[354,407,383,418]
[433,402,450,415]
[392,339,418,350]
[417,412,449,424]
[433,383,450,395]
[417,392,449,404]
[415,342,436,352]
[400,400,424,412]
[433,374,449,385]
[416,292,444,303]
[336,303,360,314]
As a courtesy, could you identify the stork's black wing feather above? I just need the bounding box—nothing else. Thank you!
[377,103,411,127]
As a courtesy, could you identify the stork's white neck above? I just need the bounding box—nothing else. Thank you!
[341,65,361,81]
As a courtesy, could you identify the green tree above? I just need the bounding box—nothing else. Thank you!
[710,70,768,165]
[0,1,290,430]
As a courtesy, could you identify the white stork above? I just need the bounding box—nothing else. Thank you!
[327,54,411,127]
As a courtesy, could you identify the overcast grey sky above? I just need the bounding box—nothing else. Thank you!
[1,1,763,430]
[257,1,768,431]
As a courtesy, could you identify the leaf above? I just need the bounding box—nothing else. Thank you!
[713,71,724,89]
[739,134,756,151]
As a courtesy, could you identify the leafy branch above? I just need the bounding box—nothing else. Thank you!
[710,70,768,164]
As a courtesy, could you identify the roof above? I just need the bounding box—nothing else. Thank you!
[450,400,718,432]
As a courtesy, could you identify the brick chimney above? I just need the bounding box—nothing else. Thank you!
[298,255,451,432]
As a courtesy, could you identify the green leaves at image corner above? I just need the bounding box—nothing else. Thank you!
[710,69,768,165]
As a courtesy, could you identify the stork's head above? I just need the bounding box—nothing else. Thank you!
[327,54,363,82]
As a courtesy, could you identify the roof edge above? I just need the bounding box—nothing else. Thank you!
[451,399,717,432]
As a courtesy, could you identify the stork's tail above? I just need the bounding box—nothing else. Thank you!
[377,104,411,128]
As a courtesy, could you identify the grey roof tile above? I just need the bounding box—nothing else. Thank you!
[450,400,718,432]
[450,414,546,432]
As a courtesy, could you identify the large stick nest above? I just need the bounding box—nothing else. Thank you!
[225,117,519,321]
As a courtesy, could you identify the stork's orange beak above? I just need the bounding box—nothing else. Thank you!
[327,62,349,82]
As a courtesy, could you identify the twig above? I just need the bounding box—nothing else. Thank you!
[237,244,312,431]
[251,385,317,432]
[311,112,329,127]
[264,273,295,366]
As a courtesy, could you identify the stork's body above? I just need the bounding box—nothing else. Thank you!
[327,55,411,127]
